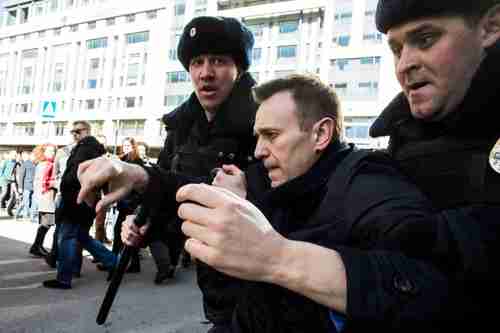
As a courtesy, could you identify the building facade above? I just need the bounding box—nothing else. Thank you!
[0,0,397,153]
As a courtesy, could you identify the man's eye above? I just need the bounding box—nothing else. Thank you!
[416,34,437,49]
[191,59,202,66]
[213,58,225,65]
[390,46,401,58]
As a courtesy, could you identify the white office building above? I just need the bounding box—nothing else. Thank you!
[0,0,398,153]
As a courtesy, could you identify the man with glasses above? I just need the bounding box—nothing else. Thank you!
[43,121,117,289]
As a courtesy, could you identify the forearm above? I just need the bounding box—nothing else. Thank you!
[269,239,348,313]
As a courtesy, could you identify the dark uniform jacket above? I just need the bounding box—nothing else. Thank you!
[232,141,450,332]
[143,72,258,324]
[367,42,500,330]
[58,136,105,226]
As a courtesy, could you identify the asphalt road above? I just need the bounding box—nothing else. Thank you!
[0,215,208,333]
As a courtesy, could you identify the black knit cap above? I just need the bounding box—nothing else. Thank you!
[376,0,498,33]
[177,16,254,72]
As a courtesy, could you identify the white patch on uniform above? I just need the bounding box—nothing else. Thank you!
[190,27,196,37]
[489,138,500,174]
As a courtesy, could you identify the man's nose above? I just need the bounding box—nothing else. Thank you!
[254,139,267,160]
[200,61,215,79]
[396,45,420,77]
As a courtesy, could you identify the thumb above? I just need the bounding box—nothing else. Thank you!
[222,164,241,175]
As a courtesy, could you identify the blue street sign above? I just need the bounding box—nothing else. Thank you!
[42,101,57,118]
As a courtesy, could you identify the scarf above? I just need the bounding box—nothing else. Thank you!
[41,157,55,194]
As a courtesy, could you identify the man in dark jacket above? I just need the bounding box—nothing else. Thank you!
[77,16,257,331]
[15,151,35,220]
[43,121,117,289]
[0,150,18,212]
[177,2,500,332]
[368,0,500,330]
[176,74,452,332]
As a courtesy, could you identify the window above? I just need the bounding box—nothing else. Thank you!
[88,58,99,89]
[0,123,7,136]
[247,24,263,38]
[39,31,46,38]
[330,57,381,101]
[169,49,178,61]
[50,0,58,11]
[147,10,157,19]
[53,63,64,92]
[363,33,383,42]
[337,35,350,47]
[7,10,17,26]
[279,21,298,34]
[106,18,115,26]
[54,28,61,36]
[252,48,262,65]
[88,79,97,89]
[35,4,44,16]
[21,67,33,95]
[87,37,108,49]
[85,99,95,110]
[360,57,374,65]
[336,12,352,25]
[13,123,35,136]
[334,82,348,96]
[174,3,186,16]
[164,94,188,107]
[166,71,190,84]
[19,103,30,113]
[127,63,139,86]
[277,45,297,59]
[70,24,78,32]
[344,117,376,140]
[358,81,378,96]
[88,21,96,29]
[194,8,207,16]
[115,119,145,137]
[20,7,29,24]
[89,121,104,135]
[90,58,100,70]
[125,97,136,108]
[126,14,136,23]
[55,122,67,136]
[126,31,149,44]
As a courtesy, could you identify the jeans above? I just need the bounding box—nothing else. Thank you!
[30,200,38,224]
[57,222,117,285]
[16,189,33,218]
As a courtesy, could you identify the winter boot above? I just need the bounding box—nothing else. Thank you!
[29,226,49,257]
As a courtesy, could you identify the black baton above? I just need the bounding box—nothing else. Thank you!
[96,206,148,325]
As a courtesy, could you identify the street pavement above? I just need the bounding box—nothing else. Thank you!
[0,213,208,333]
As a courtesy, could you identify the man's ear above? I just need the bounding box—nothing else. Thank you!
[312,118,335,153]
[480,4,500,48]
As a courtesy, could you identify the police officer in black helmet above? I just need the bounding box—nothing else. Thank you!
[77,16,259,332]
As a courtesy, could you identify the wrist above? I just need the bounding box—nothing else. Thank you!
[266,237,302,288]
[132,165,149,194]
